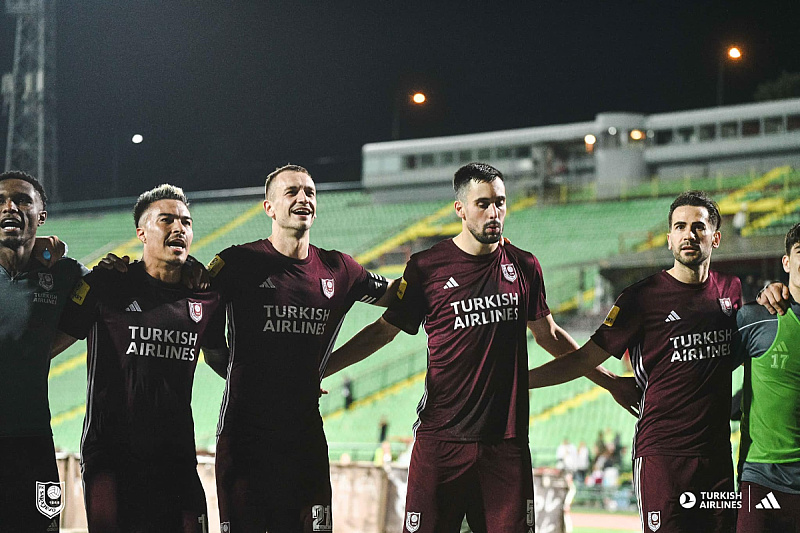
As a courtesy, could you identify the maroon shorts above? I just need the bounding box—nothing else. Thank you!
[634,455,735,533]
[403,437,534,533]
[737,481,800,532]
[215,428,332,533]
[82,458,208,533]
[0,435,62,533]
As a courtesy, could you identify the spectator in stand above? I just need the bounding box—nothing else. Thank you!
[575,441,591,485]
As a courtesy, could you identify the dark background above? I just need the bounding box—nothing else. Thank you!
[1,0,799,201]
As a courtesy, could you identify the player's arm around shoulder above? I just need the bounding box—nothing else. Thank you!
[50,269,106,358]
[374,277,402,307]
[323,317,401,379]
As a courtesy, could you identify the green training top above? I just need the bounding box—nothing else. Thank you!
[0,258,87,437]
[746,307,800,463]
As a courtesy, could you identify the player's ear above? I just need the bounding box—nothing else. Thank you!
[454,200,466,220]
[263,199,276,219]
[37,210,47,226]
[712,230,721,248]
[136,226,146,244]
[783,255,791,274]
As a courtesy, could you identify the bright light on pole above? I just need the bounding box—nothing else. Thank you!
[718,45,743,106]
[131,134,143,144]
[412,92,426,104]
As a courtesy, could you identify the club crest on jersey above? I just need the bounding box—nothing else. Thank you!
[501,263,517,282]
[406,511,421,532]
[38,272,54,291]
[188,301,203,323]
[321,279,335,299]
[648,511,661,531]
[719,298,733,316]
[36,481,64,519]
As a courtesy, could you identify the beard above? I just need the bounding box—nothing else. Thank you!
[0,235,26,250]
[468,221,503,244]
[671,245,710,267]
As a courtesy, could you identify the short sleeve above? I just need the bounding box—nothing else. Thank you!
[382,258,425,335]
[340,253,389,305]
[523,253,550,321]
[590,288,643,359]
[207,248,235,298]
[58,272,102,340]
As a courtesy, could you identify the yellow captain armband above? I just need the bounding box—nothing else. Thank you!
[603,305,620,327]
[71,279,90,305]
[396,278,407,300]
[207,255,225,278]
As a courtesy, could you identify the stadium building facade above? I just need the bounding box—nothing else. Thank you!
[363,98,800,201]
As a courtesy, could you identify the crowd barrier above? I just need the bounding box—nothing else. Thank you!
[53,454,569,533]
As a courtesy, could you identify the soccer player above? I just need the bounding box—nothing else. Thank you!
[0,170,86,532]
[54,184,225,532]
[203,164,395,533]
[735,222,800,532]
[528,191,742,533]
[323,163,638,533]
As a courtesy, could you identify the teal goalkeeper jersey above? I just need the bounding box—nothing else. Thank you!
[0,258,87,437]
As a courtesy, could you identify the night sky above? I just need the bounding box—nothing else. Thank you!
[1,1,799,201]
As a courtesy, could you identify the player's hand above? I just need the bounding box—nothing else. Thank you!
[756,282,790,315]
[181,256,210,290]
[33,236,66,267]
[95,253,130,273]
[609,376,640,417]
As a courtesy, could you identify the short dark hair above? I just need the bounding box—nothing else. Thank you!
[668,191,721,231]
[265,164,311,199]
[453,163,503,200]
[133,184,189,227]
[0,170,47,209]
[785,223,800,255]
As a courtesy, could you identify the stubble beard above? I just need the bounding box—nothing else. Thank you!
[469,223,502,245]
[672,247,709,268]
[0,235,27,250]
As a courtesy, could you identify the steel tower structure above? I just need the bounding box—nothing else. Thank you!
[2,0,58,200]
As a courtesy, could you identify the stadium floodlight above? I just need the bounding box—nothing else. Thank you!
[718,45,743,106]
[131,134,143,144]
[630,129,644,141]
[584,134,597,145]
[412,92,426,104]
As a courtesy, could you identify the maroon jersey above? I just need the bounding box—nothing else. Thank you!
[58,263,224,467]
[207,239,388,436]
[591,270,741,458]
[383,239,549,442]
